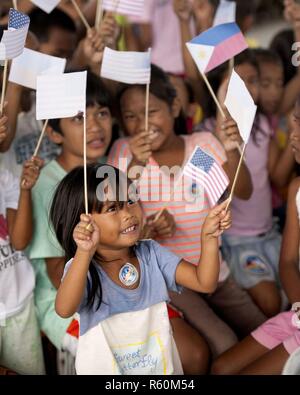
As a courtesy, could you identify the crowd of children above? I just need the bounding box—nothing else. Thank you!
[1,0,300,375]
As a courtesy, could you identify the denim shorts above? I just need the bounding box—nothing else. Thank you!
[221,227,282,290]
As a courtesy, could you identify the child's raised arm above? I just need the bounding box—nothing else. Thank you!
[175,199,231,293]
[8,156,43,251]
[55,214,100,318]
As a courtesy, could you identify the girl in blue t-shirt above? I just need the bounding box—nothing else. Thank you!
[50,163,231,375]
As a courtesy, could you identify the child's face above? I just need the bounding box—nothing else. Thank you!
[39,27,77,61]
[258,62,284,115]
[121,87,178,152]
[291,103,300,164]
[235,63,260,103]
[55,104,112,161]
[92,195,143,250]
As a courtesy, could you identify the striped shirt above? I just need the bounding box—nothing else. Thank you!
[107,132,229,278]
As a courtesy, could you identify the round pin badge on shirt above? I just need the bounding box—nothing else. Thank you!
[119,263,139,287]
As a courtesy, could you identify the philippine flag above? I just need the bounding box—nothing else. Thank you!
[186,22,248,74]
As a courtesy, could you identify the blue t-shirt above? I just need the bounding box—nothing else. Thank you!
[64,239,182,336]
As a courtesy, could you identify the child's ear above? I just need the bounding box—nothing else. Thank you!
[171,97,181,118]
[47,126,63,145]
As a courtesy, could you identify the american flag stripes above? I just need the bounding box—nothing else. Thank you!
[183,147,229,207]
[102,0,144,17]
[100,47,151,84]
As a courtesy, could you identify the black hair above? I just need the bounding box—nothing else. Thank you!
[270,29,296,84]
[48,70,113,134]
[50,163,137,311]
[117,64,186,135]
[28,8,76,43]
[253,48,283,69]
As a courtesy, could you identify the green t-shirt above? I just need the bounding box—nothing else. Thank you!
[29,159,70,349]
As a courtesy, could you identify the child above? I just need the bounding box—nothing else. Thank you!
[50,163,231,375]
[219,50,296,317]
[253,48,296,231]
[107,64,267,357]
[0,150,44,374]
[212,96,300,375]
[0,8,78,177]
[27,72,113,361]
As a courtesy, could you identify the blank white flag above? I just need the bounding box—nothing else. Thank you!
[101,47,151,84]
[36,71,87,120]
[9,48,66,89]
[102,0,144,16]
[213,0,236,26]
[224,69,257,144]
[30,0,61,13]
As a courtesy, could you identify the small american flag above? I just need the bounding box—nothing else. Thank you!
[0,9,30,60]
[183,147,229,207]
[8,9,30,29]
[102,0,144,17]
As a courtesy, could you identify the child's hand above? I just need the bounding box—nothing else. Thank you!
[21,156,44,190]
[202,199,232,239]
[82,27,105,66]
[147,209,176,239]
[73,214,100,255]
[216,111,243,152]
[100,12,120,48]
[173,0,192,21]
[192,0,215,32]
[129,130,152,165]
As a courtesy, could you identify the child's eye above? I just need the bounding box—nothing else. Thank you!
[128,199,137,206]
[106,204,117,213]
[124,113,135,120]
[72,114,84,123]
[149,109,158,115]
[97,109,110,119]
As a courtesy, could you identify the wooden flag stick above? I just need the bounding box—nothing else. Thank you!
[201,71,225,119]
[83,112,89,215]
[12,0,18,10]
[95,0,103,30]
[0,60,9,115]
[145,83,150,133]
[71,0,91,30]
[33,120,49,157]
[229,57,234,75]
[225,143,246,211]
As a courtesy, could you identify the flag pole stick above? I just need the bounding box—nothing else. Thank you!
[95,0,103,30]
[225,143,246,211]
[229,57,234,75]
[12,0,18,10]
[33,119,49,157]
[0,60,9,115]
[145,83,150,133]
[83,112,88,215]
[200,71,225,118]
[71,0,91,30]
